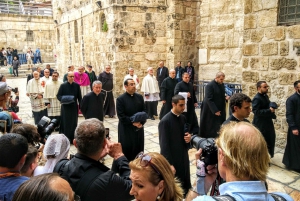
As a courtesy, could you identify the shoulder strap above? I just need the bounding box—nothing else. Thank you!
[53,158,70,174]
[270,193,287,201]
[212,195,236,201]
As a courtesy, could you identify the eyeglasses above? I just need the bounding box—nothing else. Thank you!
[74,193,81,201]
[135,152,162,179]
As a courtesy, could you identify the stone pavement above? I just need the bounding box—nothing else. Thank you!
[7,77,300,200]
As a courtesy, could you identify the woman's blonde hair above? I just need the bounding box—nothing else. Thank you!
[129,152,183,201]
[216,121,270,181]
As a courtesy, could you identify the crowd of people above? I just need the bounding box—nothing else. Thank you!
[0,60,298,201]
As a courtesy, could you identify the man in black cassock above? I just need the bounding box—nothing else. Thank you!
[85,65,97,90]
[223,93,251,125]
[159,94,191,197]
[98,65,116,118]
[199,72,227,138]
[283,80,300,172]
[159,69,177,120]
[252,81,276,158]
[117,78,146,161]
[174,72,199,134]
[156,61,169,98]
[80,80,104,121]
[57,72,82,143]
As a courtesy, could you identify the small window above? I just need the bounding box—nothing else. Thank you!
[74,20,79,43]
[26,30,34,41]
[100,13,108,32]
[278,0,300,25]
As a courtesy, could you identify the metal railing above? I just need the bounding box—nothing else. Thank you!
[194,80,242,107]
[0,0,52,16]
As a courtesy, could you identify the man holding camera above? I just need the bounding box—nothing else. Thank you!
[252,81,276,158]
[186,122,293,201]
[54,118,133,201]
[159,94,192,197]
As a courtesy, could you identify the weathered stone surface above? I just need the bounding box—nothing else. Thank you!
[248,84,257,98]
[260,72,278,82]
[211,14,235,31]
[244,0,252,14]
[270,58,297,70]
[242,71,259,82]
[251,29,264,42]
[288,25,300,39]
[207,35,225,48]
[244,14,257,29]
[265,27,286,41]
[251,0,263,12]
[280,41,289,56]
[243,44,258,56]
[261,42,278,56]
[250,57,269,71]
[279,73,298,85]
[226,31,242,48]
[257,9,277,28]
[242,58,249,68]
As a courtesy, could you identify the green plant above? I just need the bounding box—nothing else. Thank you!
[102,21,108,32]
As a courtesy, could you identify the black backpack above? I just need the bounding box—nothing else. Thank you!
[53,158,105,201]
[213,194,287,201]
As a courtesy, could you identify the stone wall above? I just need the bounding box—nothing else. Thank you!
[197,0,244,82]
[52,0,199,95]
[0,13,55,62]
[242,0,300,148]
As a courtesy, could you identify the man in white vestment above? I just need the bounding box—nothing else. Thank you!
[123,68,140,92]
[44,71,62,129]
[40,69,52,88]
[141,67,160,120]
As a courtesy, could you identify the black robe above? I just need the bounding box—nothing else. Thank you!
[85,70,97,90]
[57,82,82,143]
[283,93,300,170]
[159,111,191,196]
[252,93,276,157]
[117,92,146,161]
[199,80,226,138]
[174,81,199,134]
[159,77,177,120]
[80,91,105,121]
[98,72,116,116]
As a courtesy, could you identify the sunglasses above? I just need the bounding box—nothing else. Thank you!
[135,152,163,179]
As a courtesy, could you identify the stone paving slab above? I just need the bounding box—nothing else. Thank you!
[6,77,300,200]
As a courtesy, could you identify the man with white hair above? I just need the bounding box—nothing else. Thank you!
[141,67,160,120]
[40,69,52,87]
[123,68,139,92]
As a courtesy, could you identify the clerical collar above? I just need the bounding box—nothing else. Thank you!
[232,114,243,121]
[171,109,180,117]
[126,92,134,96]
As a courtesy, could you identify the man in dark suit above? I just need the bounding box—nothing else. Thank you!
[156,61,169,99]
[184,61,195,83]
[175,61,185,83]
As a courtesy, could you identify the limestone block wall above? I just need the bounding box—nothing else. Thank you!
[52,0,199,95]
[242,0,300,148]
[0,13,55,62]
[197,0,244,82]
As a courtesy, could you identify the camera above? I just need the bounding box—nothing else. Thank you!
[191,135,218,168]
[37,116,58,142]
[105,128,110,139]
[11,87,18,93]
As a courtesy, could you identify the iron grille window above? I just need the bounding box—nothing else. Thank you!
[278,0,300,25]
[26,30,34,41]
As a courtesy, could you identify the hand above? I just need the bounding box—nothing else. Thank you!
[162,100,166,104]
[184,133,191,143]
[215,111,221,116]
[187,92,191,98]
[194,103,198,107]
[225,96,230,100]
[47,104,50,108]
[37,94,43,99]
[270,107,275,113]
[107,140,124,160]
[133,122,143,128]
[26,93,29,96]
[292,129,299,135]
[15,92,19,96]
